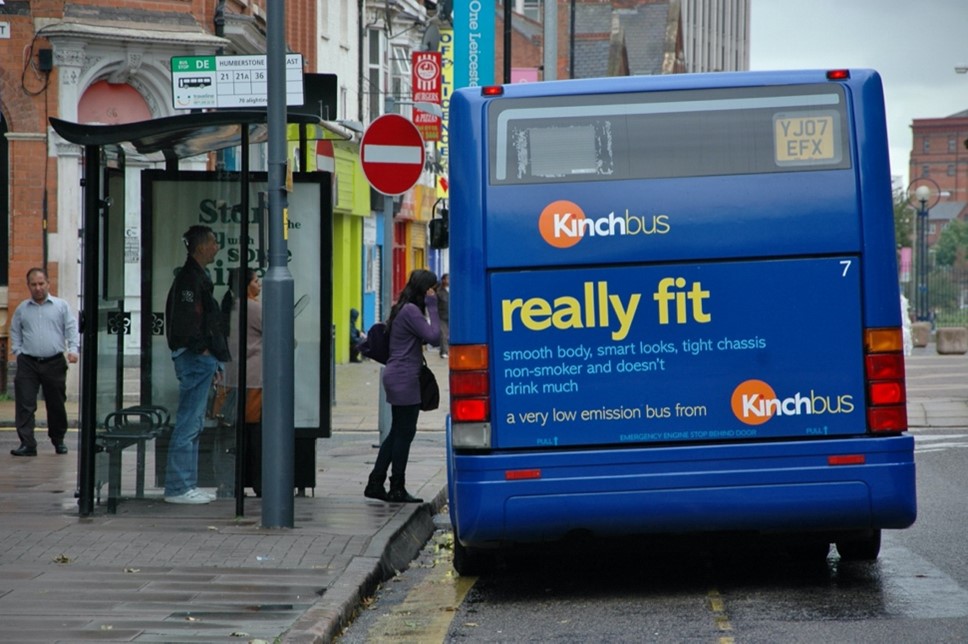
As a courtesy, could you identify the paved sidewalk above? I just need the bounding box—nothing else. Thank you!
[1,347,966,643]
[0,356,451,644]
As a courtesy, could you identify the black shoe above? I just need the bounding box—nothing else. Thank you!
[11,445,37,457]
[387,488,423,503]
[364,483,390,501]
[54,443,68,455]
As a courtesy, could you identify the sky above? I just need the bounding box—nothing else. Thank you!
[750,0,968,187]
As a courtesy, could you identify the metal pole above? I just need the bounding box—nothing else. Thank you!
[377,97,397,444]
[917,203,929,322]
[77,145,101,516]
[504,0,512,83]
[262,0,295,528]
[379,193,393,443]
[234,127,250,517]
[569,0,576,79]
[543,0,558,81]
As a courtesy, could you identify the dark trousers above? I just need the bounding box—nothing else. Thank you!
[14,354,68,449]
[370,404,420,484]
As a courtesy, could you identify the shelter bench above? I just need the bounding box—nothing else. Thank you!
[96,406,171,513]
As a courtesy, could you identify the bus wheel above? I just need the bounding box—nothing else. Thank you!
[453,538,492,576]
[836,529,881,561]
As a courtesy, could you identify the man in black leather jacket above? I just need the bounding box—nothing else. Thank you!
[163,225,230,504]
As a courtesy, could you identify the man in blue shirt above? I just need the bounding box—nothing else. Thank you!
[9,267,80,456]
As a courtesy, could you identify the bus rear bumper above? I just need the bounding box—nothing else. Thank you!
[448,435,917,547]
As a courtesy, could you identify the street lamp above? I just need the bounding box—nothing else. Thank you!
[907,179,941,322]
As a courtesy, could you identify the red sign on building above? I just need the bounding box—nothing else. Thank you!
[411,51,442,142]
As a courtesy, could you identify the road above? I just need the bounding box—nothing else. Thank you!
[338,348,968,643]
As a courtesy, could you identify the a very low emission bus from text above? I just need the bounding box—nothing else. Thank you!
[444,69,915,574]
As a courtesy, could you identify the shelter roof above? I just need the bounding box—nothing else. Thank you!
[49,111,347,162]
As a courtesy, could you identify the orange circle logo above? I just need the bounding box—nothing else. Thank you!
[539,200,585,248]
[731,379,777,426]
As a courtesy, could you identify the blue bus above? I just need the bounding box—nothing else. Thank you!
[445,69,916,574]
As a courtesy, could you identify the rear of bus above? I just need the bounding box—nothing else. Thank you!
[446,69,916,572]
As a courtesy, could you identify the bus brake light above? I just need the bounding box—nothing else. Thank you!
[452,397,489,423]
[482,85,504,96]
[864,327,907,433]
[827,69,850,80]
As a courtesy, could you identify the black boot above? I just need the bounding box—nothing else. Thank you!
[364,472,389,501]
[388,477,423,503]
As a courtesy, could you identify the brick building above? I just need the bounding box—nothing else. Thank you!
[909,110,968,245]
[0,0,319,385]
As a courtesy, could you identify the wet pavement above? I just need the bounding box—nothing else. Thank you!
[0,356,450,643]
[0,346,966,642]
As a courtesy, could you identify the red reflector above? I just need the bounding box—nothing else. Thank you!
[452,398,489,423]
[505,469,541,481]
[869,380,906,405]
[451,371,488,397]
[827,69,850,80]
[482,85,504,96]
[865,353,905,380]
[867,405,908,432]
[828,454,865,466]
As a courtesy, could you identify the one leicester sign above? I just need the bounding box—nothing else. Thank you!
[360,114,426,196]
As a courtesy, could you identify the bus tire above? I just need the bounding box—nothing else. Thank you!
[453,538,491,576]
[836,529,881,561]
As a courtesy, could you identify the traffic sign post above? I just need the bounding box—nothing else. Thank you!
[361,113,426,443]
[360,114,426,196]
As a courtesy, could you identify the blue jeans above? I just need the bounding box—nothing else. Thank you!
[166,351,218,496]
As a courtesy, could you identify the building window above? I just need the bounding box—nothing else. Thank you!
[922,165,930,177]
[950,137,957,153]
[949,164,956,176]
[367,28,386,121]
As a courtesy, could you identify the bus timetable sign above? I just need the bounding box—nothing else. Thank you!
[170,54,304,109]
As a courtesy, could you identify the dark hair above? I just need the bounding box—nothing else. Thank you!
[220,268,257,336]
[25,267,49,282]
[183,225,214,254]
[387,269,437,325]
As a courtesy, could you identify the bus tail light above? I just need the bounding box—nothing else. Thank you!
[450,344,492,448]
[864,327,907,433]
[827,69,850,80]
[482,85,504,96]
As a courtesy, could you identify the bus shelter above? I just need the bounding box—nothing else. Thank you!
[50,111,340,517]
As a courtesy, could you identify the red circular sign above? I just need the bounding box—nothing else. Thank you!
[360,114,426,195]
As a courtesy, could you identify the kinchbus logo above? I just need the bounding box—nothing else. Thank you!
[538,200,670,249]
[730,378,855,426]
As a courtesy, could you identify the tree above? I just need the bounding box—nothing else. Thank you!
[893,187,913,248]
[933,218,968,267]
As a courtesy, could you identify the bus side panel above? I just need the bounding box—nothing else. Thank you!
[853,71,902,329]
[449,90,490,347]
[482,171,863,270]
[450,436,917,546]
[489,257,866,449]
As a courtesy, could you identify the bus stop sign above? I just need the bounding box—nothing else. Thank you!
[360,114,425,195]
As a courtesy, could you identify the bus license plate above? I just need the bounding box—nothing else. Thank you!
[774,113,838,165]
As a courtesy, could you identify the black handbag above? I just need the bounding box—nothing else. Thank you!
[419,359,440,411]
[358,322,390,364]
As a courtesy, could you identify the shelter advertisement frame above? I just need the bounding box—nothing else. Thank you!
[141,170,333,438]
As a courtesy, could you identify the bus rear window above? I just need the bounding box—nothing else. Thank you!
[489,84,851,185]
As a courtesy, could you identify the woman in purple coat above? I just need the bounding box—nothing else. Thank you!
[365,269,441,503]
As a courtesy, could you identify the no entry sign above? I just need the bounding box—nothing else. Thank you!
[360,114,426,195]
